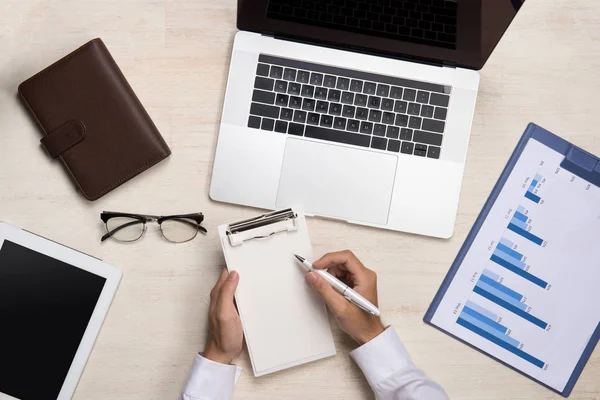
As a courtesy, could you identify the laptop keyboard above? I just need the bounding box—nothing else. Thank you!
[267,0,458,50]
[247,54,450,159]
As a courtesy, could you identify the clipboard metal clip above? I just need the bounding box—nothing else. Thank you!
[226,208,299,246]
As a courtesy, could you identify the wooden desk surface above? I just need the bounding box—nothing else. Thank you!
[1,1,599,399]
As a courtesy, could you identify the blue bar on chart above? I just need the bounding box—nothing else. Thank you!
[473,284,548,329]
[513,211,528,223]
[525,191,541,203]
[482,268,501,282]
[477,275,525,304]
[517,206,527,215]
[457,317,545,368]
[490,253,548,289]
[507,223,544,246]
[460,308,517,345]
[493,248,526,270]
[499,237,515,248]
[509,217,528,230]
[495,241,524,262]
[466,300,498,322]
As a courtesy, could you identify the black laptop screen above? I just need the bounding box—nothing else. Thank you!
[238,0,525,69]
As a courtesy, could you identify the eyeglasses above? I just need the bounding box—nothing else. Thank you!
[101,212,207,243]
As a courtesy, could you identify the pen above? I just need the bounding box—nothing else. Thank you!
[294,254,381,317]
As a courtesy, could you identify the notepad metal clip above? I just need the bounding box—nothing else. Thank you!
[226,208,298,246]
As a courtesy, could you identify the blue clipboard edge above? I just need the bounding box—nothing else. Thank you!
[423,123,600,398]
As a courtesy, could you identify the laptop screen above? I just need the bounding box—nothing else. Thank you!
[238,0,525,69]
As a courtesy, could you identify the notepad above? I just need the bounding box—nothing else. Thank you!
[218,208,336,376]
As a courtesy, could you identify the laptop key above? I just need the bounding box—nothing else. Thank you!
[427,145,441,159]
[356,107,369,120]
[369,110,382,123]
[255,77,275,91]
[324,75,337,88]
[275,120,288,133]
[414,144,427,157]
[421,105,434,118]
[275,80,288,93]
[302,98,316,111]
[422,118,445,133]
[305,125,370,148]
[280,108,293,121]
[276,94,289,107]
[284,68,297,81]
[297,70,311,83]
[355,94,367,107]
[388,139,401,153]
[320,114,334,128]
[301,85,315,97]
[253,90,276,105]
[270,66,283,79]
[316,101,329,113]
[309,72,323,86]
[288,122,305,136]
[390,86,403,99]
[368,96,381,109]
[381,98,394,111]
[408,103,421,115]
[414,130,443,146]
[430,93,450,107]
[434,107,448,120]
[329,103,342,116]
[315,87,328,100]
[261,118,275,131]
[333,117,347,130]
[347,119,360,132]
[360,121,373,135]
[337,77,350,91]
[288,82,301,95]
[307,112,320,125]
[289,96,302,109]
[417,91,430,103]
[386,126,400,139]
[394,100,408,113]
[350,80,363,92]
[409,116,422,129]
[376,84,390,97]
[248,115,261,129]
[403,88,416,102]
[328,89,341,102]
[400,128,413,141]
[256,63,270,77]
[382,112,395,125]
[343,105,356,118]
[401,141,414,154]
[363,82,376,94]
[373,124,386,136]
[371,136,387,150]
[395,114,408,127]
[293,110,307,123]
[341,91,355,104]
[250,103,280,119]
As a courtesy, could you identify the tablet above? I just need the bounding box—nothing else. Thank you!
[0,222,121,400]
[425,124,600,397]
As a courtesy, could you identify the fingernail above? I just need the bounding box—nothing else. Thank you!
[228,271,239,281]
[305,272,318,284]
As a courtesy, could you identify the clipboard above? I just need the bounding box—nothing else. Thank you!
[424,123,600,397]
[218,208,336,377]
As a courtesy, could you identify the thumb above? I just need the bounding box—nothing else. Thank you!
[306,272,347,314]
[218,270,239,307]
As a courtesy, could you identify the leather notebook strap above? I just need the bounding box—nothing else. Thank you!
[41,120,86,159]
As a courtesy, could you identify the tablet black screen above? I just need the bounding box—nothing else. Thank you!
[0,240,106,400]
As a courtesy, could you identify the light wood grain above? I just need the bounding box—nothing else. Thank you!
[1,1,600,399]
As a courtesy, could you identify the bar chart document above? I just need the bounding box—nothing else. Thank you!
[425,124,600,397]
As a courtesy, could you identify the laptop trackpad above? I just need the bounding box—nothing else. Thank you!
[276,139,397,225]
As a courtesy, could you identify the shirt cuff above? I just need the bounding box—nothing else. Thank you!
[182,354,243,399]
[350,326,414,389]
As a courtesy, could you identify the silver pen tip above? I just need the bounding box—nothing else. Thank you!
[294,254,305,263]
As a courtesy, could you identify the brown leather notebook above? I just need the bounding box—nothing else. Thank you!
[18,38,171,201]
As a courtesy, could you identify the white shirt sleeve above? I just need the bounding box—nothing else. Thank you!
[350,327,449,400]
[179,354,243,400]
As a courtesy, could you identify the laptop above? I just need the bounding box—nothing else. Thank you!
[210,0,525,238]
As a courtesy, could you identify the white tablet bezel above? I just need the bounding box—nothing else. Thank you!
[0,222,122,400]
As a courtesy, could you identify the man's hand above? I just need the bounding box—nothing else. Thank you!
[306,251,385,345]
[204,268,244,364]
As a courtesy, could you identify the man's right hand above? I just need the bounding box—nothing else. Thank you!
[306,250,385,346]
